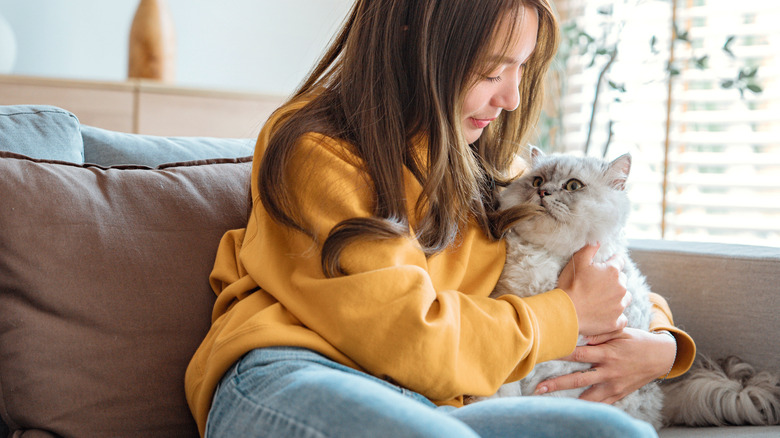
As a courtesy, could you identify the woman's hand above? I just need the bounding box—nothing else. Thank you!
[558,244,630,336]
[533,328,677,404]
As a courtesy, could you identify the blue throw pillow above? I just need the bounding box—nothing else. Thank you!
[0,105,84,163]
[82,125,254,167]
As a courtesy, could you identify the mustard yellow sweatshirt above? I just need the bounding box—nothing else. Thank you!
[184,100,695,436]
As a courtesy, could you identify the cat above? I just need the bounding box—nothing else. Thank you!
[473,146,665,429]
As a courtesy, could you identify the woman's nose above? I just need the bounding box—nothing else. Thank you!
[493,75,520,112]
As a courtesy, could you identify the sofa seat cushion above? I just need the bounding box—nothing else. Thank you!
[0,151,251,437]
[0,105,84,163]
[82,125,255,167]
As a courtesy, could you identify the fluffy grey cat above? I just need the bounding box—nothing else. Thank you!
[478,146,664,429]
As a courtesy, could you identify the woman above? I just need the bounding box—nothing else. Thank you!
[186,1,695,436]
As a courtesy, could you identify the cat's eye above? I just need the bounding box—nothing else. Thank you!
[565,179,584,191]
[532,176,543,187]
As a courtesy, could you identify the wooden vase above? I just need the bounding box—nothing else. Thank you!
[128,0,176,82]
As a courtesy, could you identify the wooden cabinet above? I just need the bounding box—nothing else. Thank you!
[0,75,285,138]
[1,75,136,133]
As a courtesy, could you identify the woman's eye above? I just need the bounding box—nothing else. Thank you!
[565,179,584,191]
[532,176,543,187]
[485,76,502,83]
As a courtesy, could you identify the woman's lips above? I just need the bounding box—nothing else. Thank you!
[469,117,496,129]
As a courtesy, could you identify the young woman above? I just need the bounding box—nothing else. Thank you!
[185,1,695,436]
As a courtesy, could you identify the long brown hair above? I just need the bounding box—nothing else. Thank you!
[258,0,560,277]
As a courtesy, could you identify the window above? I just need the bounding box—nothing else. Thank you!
[540,0,780,247]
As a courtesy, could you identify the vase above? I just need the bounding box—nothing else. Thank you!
[128,0,176,82]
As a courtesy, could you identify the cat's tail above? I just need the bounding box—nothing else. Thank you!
[662,354,780,427]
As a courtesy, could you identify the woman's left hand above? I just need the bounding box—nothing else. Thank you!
[533,327,676,404]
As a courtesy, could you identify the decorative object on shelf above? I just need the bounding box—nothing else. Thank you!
[0,11,17,74]
[128,0,176,82]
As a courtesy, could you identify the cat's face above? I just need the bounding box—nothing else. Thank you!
[499,147,632,254]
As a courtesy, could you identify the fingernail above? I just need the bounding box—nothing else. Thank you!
[534,385,548,395]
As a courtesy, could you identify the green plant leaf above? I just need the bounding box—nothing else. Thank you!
[674,24,690,42]
[722,35,736,58]
[608,81,627,92]
[588,54,597,68]
[740,67,758,79]
[667,61,681,76]
[579,31,595,44]
[746,84,763,93]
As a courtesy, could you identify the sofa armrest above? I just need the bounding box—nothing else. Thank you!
[629,239,780,373]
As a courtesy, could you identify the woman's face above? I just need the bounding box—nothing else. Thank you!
[461,6,539,144]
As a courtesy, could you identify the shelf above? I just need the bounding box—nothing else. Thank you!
[0,74,286,138]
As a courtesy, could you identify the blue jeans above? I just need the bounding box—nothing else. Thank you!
[206,347,657,438]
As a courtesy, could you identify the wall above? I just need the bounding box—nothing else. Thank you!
[0,0,353,96]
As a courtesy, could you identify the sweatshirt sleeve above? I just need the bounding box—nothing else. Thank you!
[648,292,696,378]
[239,133,579,401]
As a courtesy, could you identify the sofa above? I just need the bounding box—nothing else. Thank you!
[0,105,777,437]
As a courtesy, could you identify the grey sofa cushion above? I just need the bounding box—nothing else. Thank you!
[629,239,780,374]
[0,105,84,163]
[82,125,254,167]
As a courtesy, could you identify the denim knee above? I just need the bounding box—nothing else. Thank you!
[206,347,479,438]
[452,396,658,438]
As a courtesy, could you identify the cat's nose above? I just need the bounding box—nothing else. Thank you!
[538,189,551,198]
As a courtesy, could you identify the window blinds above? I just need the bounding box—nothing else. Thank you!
[544,0,780,247]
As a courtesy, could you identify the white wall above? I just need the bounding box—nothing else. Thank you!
[0,0,353,96]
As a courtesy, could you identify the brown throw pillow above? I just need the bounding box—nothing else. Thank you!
[0,151,251,437]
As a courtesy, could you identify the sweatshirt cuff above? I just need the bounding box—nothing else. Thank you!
[651,326,696,378]
[521,288,579,363]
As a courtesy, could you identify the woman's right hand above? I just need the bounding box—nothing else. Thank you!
[557,244,630,337]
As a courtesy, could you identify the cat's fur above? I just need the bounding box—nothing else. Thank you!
[476,146,664,429]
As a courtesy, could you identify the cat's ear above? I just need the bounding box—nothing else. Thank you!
[529,145,545,166]
[608,153,632,190]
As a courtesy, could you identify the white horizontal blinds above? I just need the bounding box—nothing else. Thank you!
[550,0,674,239]
[665,0,780,246]
[549,0,780,247]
